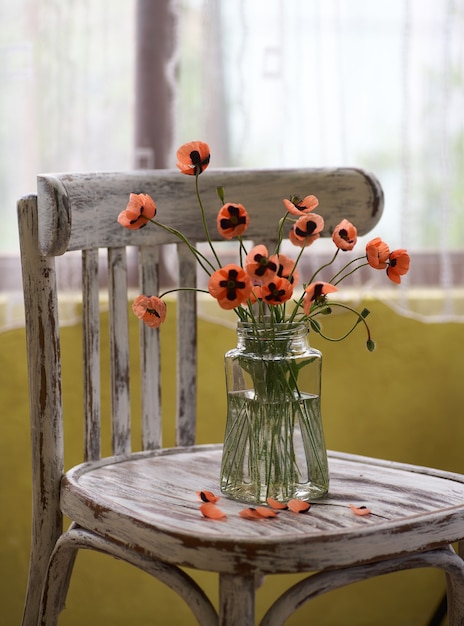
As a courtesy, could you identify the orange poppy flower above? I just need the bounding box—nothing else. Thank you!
[303,282,338,315]
[217,203,250,239]
[132,295,167,328]
[207,264,253,310]
[332,219,358,251]
[349,503,372,516]
[245,245,278,282]
[366,237,390,269]
[260,277,293,305]
[283,194,319,217]
[200,502,227,519]
[288,213,324,248]
[117,193,156,230]
[387,249,410,284]
[176,140,211,176]
[288,499,311,513]
[276,254,299,286]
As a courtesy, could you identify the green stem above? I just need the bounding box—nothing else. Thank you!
[311,301,373,343]
[275,211,291,255]
[308,248,340,283]
[159,287,210,299]
[238,237,249,269]
[195,172,222,267]
[332,261,370,286]
[149,218,216,275]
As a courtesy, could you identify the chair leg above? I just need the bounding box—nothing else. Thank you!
[22,533,62,626]
[22,557,47,626]
[219,573,255,626]
[38,534,79,626]
[446,569,464,626]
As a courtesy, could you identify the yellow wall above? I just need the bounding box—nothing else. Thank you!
[2,300,461,625]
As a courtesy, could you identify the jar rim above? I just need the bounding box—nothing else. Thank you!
[236,320,310,342]
[237,320,308,330]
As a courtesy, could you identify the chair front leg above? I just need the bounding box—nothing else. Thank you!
[219,573,255,626]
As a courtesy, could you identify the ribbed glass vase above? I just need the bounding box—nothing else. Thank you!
[220,321,329,504]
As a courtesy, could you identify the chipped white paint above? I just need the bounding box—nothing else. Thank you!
[18,168,464,626]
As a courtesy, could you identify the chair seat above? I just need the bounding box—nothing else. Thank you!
[61,445,464,575]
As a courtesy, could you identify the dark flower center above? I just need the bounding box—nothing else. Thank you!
[219,269,246,301]
[220,206,247,230]
[190,149,211,174]
[264,282,286,302]
[253,253,277,277]
[296,220,317,237]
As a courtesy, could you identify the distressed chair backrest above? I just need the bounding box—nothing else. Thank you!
[19,168,383,468]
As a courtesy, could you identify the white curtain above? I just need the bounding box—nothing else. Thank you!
[0,0,135,328]
[175,0,464,322]
[0,0,135,253]
[1,0,463,328]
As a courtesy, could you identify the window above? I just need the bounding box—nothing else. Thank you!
[1,0,463,323]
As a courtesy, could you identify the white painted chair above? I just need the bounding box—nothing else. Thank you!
[19,168,464,625]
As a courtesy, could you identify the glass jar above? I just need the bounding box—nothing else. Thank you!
[220,321,329,504]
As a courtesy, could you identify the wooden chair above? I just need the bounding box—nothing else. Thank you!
[18,168,464,626]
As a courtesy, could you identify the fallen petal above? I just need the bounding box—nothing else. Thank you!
[200,502,226,519]
[288,499,311,513]
[255,507,278,518]
[239,507,264,520]
[196,490,220,503]
[349,503,372,516]
[266,497,288,510]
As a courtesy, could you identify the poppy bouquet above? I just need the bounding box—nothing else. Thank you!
[118,140,410,503]
[118,140,410,350]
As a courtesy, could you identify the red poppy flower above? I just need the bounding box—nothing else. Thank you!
[260,277,293,305]
[303,282,338,314]
[366,237,390,269]
[118,193,156,230]
[276,254,299,287]
[288,213,324,248]
[332,219,358,251]
[387,249,410,284]
[176,141,211,176]
[283,194,319,217]
[217,203,250,239]
[132,295,167,328]
[245,245,278,282]
[208,264,252,310]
